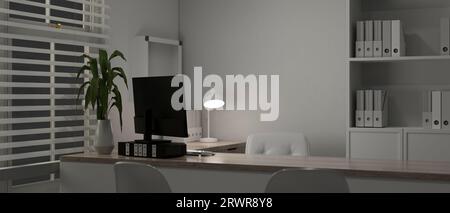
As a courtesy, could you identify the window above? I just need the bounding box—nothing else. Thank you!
[0,0,108,191]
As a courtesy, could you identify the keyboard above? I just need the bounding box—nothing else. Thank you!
[186,150,215,157]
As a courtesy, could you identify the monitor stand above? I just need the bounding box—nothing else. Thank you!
[135,109,172,144]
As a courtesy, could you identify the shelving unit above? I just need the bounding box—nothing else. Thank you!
[346,0,450,161]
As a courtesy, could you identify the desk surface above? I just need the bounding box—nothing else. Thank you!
[61,152,450,182]
[186,141,245,151]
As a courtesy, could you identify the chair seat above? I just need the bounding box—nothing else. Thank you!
[114,162,172,193]
[265,169,349,193]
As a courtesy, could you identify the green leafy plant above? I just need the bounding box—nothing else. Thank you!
[77,49,128,130]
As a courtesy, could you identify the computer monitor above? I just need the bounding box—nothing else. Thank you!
[133,76,188,142]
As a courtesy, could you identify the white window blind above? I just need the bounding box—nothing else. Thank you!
[0,0,108,187]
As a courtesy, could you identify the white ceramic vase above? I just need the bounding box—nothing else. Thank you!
[94,120,114,155]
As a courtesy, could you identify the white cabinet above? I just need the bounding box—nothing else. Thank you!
[347,128,403,160]
[348,128,450,162]
[404,129,450,162]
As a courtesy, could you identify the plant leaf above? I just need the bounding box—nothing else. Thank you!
[77,65,90,79]
[98,79,109,119]
[90,78,99,109]
[112,86,123,130]
[82,54,93,61]
[112,67,128,89]
[96,101,103,120]
[89,58,99,78]
[107,65,114,93]
[84,86,92,110]
[109,50,126,61]
[77,81,90,101]
[99,49,108,79]
[109,102,118,114]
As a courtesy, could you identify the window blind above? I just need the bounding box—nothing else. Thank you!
[0,0,108,187]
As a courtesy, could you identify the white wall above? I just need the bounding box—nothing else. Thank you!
[180,0,348,157]
[108,0,180,142]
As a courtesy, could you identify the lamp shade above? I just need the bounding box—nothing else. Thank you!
[204,99,225,110]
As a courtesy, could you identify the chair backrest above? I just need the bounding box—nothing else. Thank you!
[246,133,310,156]
[114,162,171,193]
[265,169,349,193]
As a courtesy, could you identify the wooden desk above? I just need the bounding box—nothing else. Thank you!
[61,153,450,193]
[187,141,245,153]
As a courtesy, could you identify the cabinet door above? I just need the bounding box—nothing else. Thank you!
[405,130,450,162]
[348,129,403,160]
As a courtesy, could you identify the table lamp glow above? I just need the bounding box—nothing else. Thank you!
[200,99,225,143]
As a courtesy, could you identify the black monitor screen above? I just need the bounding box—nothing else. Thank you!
[133,76,188,138]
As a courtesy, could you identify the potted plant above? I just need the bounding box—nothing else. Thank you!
[78,49,128,155]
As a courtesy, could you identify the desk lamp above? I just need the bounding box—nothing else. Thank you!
[200,99,225,143]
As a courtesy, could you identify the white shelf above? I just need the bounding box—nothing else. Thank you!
[145,36,181,46]
[348,55,450,63]
[362,0,450,11]
[349,127,450,132]
[348,127,404,132]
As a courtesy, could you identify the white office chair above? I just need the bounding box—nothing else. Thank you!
[246,133,310,156]
[265,169,349,193]
[114,162,172,193]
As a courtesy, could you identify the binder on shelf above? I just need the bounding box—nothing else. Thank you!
[373,20,383,57]
[383,93,389,127]
[391,20,405,57]
[432,91,442,129]
[441,18,450,56]
[382,20,392,57]
[356,21,365,58]
[422,91,432,129]
[442,91,450,129]
[355,90,365,127]
[373,90,388,128]
[364,90,374,127]
[373,90,381,128]
[364,20,374,57]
